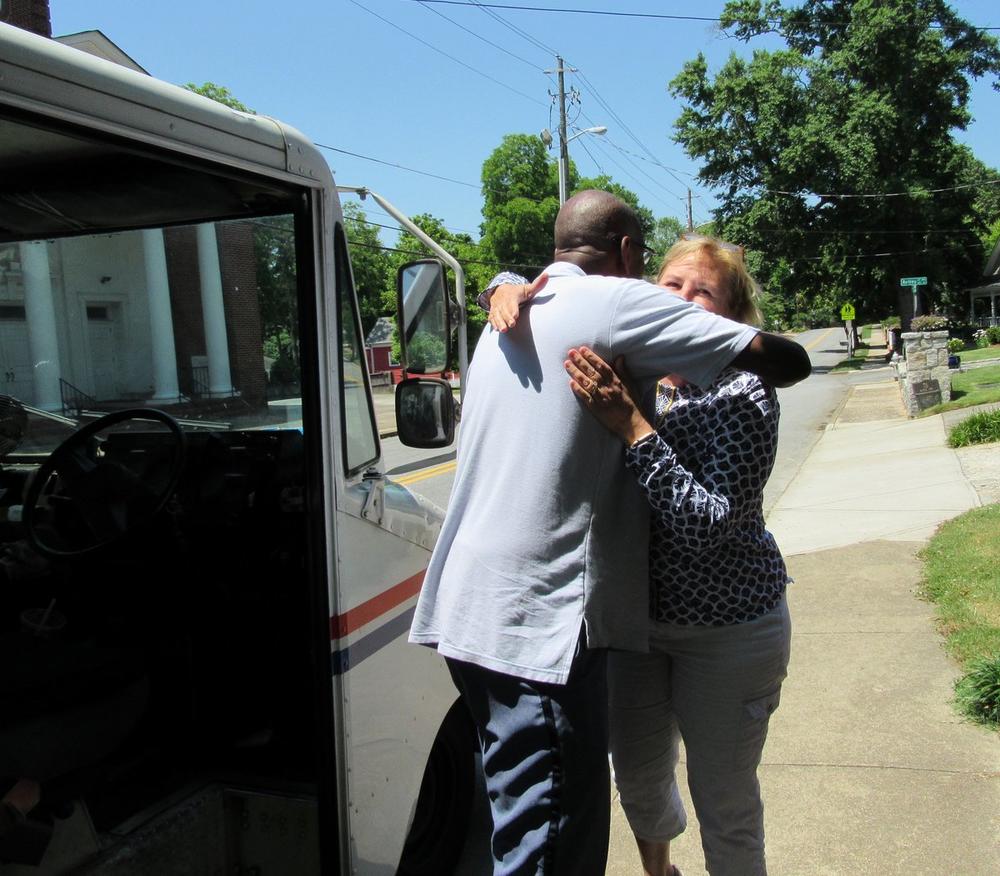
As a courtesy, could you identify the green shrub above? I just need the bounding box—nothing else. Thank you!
[911,314,950,332]
[947,338,965,354]
[883,315,901,329]
[954,654,1000,727]
[947,409,1000,447]
[974,326,1000,347]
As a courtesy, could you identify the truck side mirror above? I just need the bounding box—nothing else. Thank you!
[395,377,456,448]
[397,260,452,375]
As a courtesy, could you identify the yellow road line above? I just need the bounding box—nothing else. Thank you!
[802,326,837,351]
[394,460,458,486]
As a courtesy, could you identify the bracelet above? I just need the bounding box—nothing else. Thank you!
[628,430,657,449]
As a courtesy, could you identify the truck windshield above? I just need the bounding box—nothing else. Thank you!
[1,216,302,453]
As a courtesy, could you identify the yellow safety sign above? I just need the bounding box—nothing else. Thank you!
[840,303,856,321]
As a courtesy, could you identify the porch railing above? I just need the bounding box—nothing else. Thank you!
[178,365,211,398]
[59,378,98,418]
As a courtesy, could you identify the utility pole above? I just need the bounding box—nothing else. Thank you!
[686,189,694,232]
[544,56,605,204]
[556,55,570,204]
[544,55,573,204]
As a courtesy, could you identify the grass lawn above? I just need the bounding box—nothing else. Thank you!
[955,343,1000,364]
[920,362,1000,416]
[921,505,1000,663]
[921,505,1000,726]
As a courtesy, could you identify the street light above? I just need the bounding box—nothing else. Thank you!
[542,125,608,204]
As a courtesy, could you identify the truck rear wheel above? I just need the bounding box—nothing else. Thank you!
[396,699,477,875]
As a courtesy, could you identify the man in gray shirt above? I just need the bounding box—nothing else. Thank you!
[410,191,808,874]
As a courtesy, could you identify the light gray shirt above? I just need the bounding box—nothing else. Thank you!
[409,262,757,683]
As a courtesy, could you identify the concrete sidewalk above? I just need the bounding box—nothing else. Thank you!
[607,380,1000,874]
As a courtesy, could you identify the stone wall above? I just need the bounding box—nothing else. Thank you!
[897,330,951,416]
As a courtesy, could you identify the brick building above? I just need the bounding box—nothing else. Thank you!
[0,0,269,412]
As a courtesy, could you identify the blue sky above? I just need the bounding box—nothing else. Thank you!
[51,1,1000,244]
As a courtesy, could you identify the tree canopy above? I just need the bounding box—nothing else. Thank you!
[671,0,1000,327]
[479,134,561,278]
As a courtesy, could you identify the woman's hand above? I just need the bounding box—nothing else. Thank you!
[488,273,548,333]
[564,347,655,445]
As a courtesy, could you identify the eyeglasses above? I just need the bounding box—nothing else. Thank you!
[613,234,657,267]
[680,232,744,260]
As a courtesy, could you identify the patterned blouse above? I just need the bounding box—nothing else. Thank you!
[627,368,788,626]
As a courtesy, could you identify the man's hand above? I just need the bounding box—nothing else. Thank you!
[488,273,548,333]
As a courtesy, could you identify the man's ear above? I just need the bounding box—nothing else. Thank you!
[614,236,631,276]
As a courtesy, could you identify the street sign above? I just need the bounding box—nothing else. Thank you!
[900,276,927,287]
[840,303,856,321]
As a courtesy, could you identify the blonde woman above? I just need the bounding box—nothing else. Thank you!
[487,237,791,876]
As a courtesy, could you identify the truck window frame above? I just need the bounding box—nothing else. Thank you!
[334,221,380,477]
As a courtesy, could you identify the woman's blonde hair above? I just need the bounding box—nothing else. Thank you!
[656,236,763,327]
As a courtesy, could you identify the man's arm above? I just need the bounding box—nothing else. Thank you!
[731,332,811,388]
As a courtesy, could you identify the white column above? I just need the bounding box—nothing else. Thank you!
[195,223,234,395]
[19,241,62,412]
[142,229,181,402]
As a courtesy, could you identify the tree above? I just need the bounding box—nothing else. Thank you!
[254,215,298,364]
[479,134,561,278]
[671,0,1000,328]
[391,214,492,360]
[647,216,686,269]
[479,134,663,282]
[184,82,254,113]
[574,175,655,241]
[342,202,393,336]
[183,82,302,366]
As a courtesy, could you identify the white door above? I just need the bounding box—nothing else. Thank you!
[0,312,34,404]
[86,304,121,399]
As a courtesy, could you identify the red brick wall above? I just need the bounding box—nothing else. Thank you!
[217,222,266,406]
[1,0,52,37]
[163,223,266,408]
[163,226,205,393]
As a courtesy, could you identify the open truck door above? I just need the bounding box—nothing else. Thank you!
[0,22,473,875]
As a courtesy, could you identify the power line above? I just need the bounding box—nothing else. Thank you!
[347,0,546,106]
[750,227,984,236]
[415,0,543,70]
[766,179,1000,199]
[403,1,729,25]
[467,0,557,57]
[320,140,1000,208]
[347,238,549,272]
[402,1,1000,31]
[347,213,559,263]
[319,143,481,188]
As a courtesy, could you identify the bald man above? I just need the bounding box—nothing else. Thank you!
[410,191,808,875]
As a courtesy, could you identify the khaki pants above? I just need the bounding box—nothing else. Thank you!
[608,596,791,876]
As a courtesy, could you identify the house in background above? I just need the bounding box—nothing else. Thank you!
[364,317,397,386]
[0,0,266,414]
[969,237,1000,328]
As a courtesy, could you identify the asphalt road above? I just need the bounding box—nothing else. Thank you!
[381,325,886,517]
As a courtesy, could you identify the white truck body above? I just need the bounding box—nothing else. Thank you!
[0,22,471,875]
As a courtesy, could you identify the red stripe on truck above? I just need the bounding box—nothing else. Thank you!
[330,569,426,639]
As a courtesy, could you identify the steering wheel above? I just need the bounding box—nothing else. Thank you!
[23,409,185,557]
